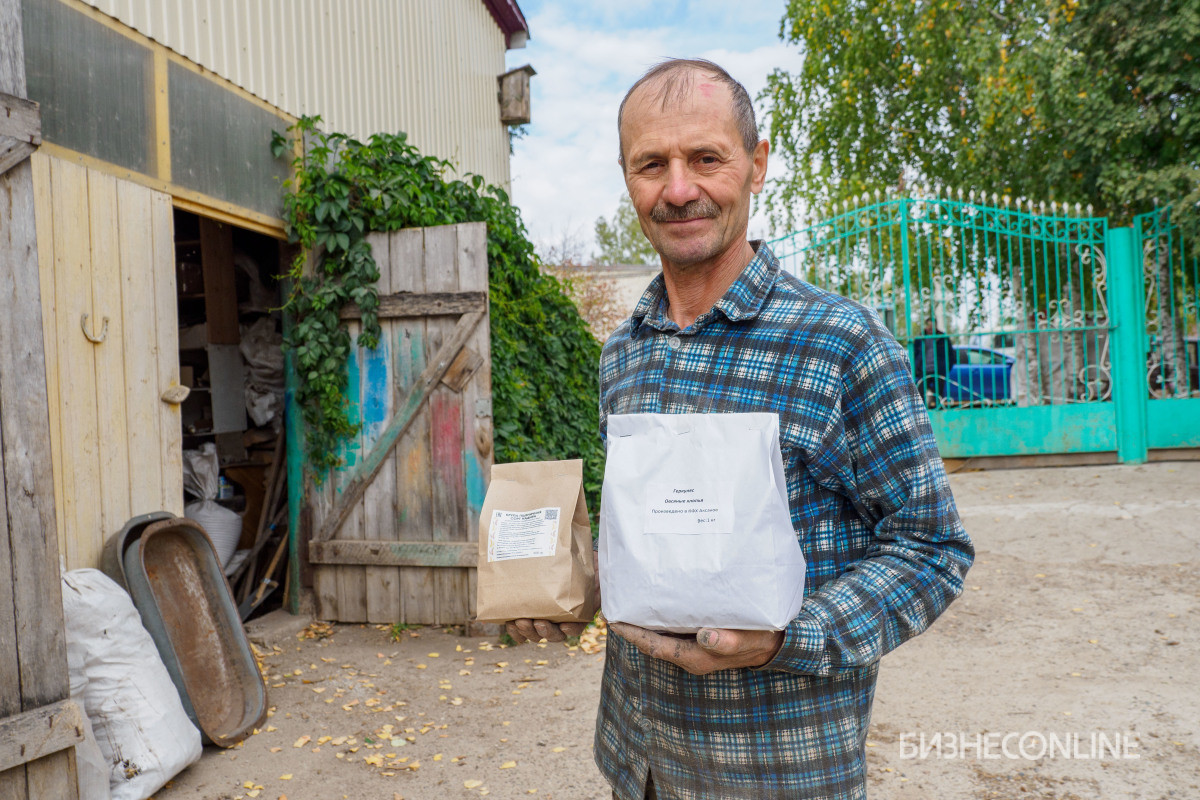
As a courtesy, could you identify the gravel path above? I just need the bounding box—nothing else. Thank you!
[155,461,1200,800]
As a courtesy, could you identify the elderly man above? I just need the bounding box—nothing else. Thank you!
[508,58,973,800]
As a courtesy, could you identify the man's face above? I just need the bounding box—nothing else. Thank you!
[619,77,768,271]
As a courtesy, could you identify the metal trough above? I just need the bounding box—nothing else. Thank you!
[122,517,268,747]
[99,510,176,590]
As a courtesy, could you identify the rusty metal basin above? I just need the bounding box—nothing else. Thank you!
[122,517,267,747]
[99,510,176,590]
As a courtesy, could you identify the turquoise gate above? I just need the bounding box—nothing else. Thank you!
[769,193,1199,462]
[1135,208,1200,453]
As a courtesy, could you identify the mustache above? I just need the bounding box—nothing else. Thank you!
[649,198,720,223]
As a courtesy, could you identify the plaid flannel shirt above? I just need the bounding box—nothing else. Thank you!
[594,242,974,800]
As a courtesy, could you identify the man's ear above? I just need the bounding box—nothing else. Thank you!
[750,139,770,194]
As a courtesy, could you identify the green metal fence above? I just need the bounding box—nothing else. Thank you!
[769,192,1200,461]
[1135,208,1200,451]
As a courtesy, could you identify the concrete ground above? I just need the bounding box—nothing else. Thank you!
[154,461,1200,800]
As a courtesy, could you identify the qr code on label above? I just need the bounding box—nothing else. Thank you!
[544,508,559,521]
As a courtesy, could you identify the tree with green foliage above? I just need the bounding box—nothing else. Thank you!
[593,195,659,265]
[274,118,605,514]
[763,0,1199,226]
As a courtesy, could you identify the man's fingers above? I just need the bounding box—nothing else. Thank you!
[505,620,527,644]
[506,619,586,644]
[559,622,587,638]
[611,622,708,672]
[697,627,740,655]
[533,619,566,642]
[507,618,540,643]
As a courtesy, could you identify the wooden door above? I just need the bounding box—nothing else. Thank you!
[306,222,492,625]
[1,3,83,788]
[31,153,184,570]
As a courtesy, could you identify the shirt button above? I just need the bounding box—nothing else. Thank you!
[667,335,681,350]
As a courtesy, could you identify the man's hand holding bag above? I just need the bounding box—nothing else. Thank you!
[475,459,598,637]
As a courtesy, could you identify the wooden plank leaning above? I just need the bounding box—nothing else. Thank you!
[340,290,487,320]
[0,700,85,774]
[0,92,40,177]
[0,0,76,789]
[309,540,476,568]
[312,309,486,545]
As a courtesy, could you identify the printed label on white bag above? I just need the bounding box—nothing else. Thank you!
[643,481,734,534]
[487,507,560,561]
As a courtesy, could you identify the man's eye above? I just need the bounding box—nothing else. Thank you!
[697,155,720,166]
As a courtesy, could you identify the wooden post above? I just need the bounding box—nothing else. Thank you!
[0,0,80,795]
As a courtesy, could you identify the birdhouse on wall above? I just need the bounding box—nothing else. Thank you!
[498,64,536,125]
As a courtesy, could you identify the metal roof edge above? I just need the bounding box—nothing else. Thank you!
[481,0,530,49]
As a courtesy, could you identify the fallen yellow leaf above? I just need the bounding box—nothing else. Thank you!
[428,652,440,658]
[464,780,484,789]
[551,747,565,753]
[279,774,293,780]
[293,736,310,748]
[500,761,517,769]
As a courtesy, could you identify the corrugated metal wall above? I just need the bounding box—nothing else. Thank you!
[81,0,512,189]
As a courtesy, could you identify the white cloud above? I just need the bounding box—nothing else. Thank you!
[507,4,805,258]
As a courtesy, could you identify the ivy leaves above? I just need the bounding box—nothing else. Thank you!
[276,118,604,515]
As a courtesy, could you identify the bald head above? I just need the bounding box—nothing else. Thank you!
[618,58,759,165]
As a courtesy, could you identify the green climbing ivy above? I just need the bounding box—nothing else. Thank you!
[273,117,605,514]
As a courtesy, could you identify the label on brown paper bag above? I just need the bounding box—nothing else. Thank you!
[475,459,597,625]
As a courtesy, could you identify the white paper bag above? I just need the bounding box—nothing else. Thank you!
[599,413,805,633]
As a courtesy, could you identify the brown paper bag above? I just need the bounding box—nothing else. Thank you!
[474,459,597,625]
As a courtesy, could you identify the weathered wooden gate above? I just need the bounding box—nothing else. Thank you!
[306,222,492,624]
[1,0,83,794]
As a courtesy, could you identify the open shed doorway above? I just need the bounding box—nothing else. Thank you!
[174,209,290,619]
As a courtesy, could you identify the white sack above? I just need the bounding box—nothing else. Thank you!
[599,413,806,633]
[61,569,202,800]
[182,443,219,501]
[240,316,284,427]
[66,619,111,800]
[183,442,242,566]
[184,500,242,568]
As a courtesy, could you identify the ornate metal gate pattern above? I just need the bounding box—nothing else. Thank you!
[1134,208,1200,452]
[769,191,1200,460]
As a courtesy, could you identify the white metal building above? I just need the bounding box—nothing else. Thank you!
[22,0,530,576]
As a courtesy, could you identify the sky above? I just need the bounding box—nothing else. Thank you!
[503,1,804,261]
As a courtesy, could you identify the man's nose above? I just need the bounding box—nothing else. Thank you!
[661,160,701,207]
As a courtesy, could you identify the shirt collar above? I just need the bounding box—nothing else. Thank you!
[629,240,780,335]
